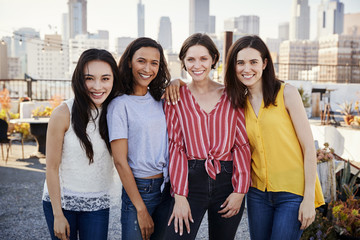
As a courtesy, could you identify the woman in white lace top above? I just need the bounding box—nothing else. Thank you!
[42,49,124,240]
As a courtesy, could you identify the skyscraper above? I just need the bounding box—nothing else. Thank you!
[138,0,145,37]
[289,0,310,40]
[317,0,344,38]
[158,17,172,51]
[68,0,87,39]
[189,0,209,35]
[279,22,289,41]
[208,15,216,34]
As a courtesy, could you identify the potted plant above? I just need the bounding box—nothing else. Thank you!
[339,101,354,125]
[317,143,336,202]
[298,87,311,118]
[331,196,360,239]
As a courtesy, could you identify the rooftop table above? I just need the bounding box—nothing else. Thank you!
[10,117,49,158]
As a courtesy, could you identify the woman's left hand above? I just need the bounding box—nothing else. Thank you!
[298,199,315,230]
[218,193,245,218]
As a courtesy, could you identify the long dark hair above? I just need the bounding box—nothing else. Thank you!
[117,37,170,101]
[224,35,281,109]
[179,33,219,71]
[71,48,123,164]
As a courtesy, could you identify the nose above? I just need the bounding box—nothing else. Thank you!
[244,63,251,71]
[194,60,201,68]
[144,63,150,72]
[93,79,101,89]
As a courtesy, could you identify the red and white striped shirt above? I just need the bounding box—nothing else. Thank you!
[164,86,251,197]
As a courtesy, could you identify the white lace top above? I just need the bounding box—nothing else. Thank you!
[42,98,114,211]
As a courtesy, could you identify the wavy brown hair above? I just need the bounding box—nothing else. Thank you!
[71,48,123,164]
[117,37,170,101]
[224,35,281,109]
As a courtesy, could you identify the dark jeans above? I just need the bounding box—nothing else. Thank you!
[43,200,109,240]
[247,187,304,240]
[164,160,245,240]
[121,178,172,240]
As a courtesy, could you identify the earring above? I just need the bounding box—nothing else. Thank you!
[244,88,248,96]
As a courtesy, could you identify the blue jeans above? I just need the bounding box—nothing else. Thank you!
[121,177,171,240]
[43,200,109,240]
[247,187,304,240]
[164,160,245,240]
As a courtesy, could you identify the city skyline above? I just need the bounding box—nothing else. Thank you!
[0,0,359,52]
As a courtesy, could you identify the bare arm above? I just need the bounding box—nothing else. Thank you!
[284,84,316,230]
[45,104,70,240]
[111,139,154,240]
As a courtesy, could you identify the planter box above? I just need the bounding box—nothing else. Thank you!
[317,160,336,203]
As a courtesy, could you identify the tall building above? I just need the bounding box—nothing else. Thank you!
[289,0,310,40]
[62,13,69,41]
[318,34,360,83]
[279,22,289,41]
[224,15,260,35]
[27,34,69,80]
[344,13,360,37]
[137,0,145,37]
[189,0,209,34]
[68,0,87,39]
[208,15,216,34]
[157,17,172,51]
[115,37,135,56]
[317,0,344,38]
[279,40,318,80]
[0,42,8,79]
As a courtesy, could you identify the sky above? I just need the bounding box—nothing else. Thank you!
[0,0,359,52]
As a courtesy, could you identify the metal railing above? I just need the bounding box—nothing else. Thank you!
[0,78,73,101]
[274,63,360,83]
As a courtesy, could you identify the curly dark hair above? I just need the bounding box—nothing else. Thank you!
[224,35,281,109]
[117,37,170,101]
[71,48,123,164]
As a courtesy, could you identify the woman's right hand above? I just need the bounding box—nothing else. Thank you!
[163,79,182,105]
[53,214,70,240]
[168,194,194,236]
[137,209,154,240]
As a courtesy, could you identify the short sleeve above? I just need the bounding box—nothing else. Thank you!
[107,96,129,142]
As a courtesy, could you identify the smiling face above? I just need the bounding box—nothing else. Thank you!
[235,47,267,89]
[184,45,214,82]
[130,47,160,94]
[84,60,114,108]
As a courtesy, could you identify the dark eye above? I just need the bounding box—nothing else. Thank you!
[103,77,110,81]
[152,62,159,66]
[85,76,93,80]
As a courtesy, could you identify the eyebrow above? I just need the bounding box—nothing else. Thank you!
[137,57,159,62]
[84,73,112,76]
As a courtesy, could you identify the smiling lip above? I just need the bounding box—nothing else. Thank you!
[139,73,151,79]
[193,70,205,76]
[243,74,254,79]
[90,92,105,99]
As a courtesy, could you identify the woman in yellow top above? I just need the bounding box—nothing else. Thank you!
[224,35,324,240]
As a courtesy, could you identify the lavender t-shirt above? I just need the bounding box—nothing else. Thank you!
[107,92,169,182]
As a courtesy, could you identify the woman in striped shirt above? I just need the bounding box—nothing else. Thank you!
[164,33,251,240]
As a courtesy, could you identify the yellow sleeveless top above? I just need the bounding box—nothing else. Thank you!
[245,84,324,207]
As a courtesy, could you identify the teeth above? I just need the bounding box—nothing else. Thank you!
[92,92,103,96]
[193,71,204,74]
[243,75,253,79]
[140,74,150,79]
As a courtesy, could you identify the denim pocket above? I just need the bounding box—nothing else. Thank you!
[221,161,233,174]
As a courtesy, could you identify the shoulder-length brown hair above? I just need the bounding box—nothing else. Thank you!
[179,33,219,71]
[224,35,281,109]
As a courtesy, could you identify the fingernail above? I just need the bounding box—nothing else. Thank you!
[172,102,175,105]
[167,102,170,105]
[220,205,223,208]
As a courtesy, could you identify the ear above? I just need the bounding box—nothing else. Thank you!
[263,58,268,70]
